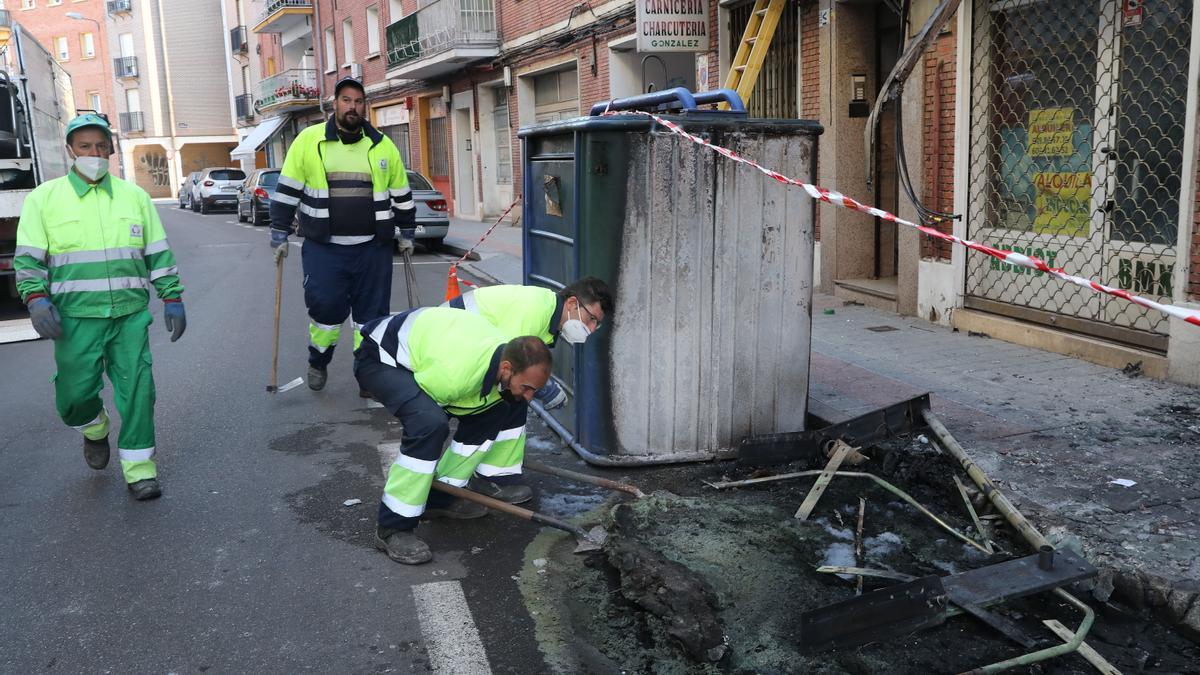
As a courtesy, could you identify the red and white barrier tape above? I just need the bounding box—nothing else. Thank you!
[452,196,522,268]
[604,109,1200,329]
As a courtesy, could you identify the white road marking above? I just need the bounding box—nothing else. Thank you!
[393,260,453,266]
[366,399,384,409]
[411,581,493,675]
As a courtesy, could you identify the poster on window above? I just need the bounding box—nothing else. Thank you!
[637,0,710,52]
[1033,171,1091,237]
[1028,107,1075,157]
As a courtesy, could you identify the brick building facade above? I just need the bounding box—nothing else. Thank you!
[226,0,1200,386]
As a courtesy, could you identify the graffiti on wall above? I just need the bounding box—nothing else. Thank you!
[139,149,171,187]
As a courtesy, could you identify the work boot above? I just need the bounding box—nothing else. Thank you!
[470,476,533,505]
[307,365,327,391]
[83,435,110,470]
[375,529,432,565]
[425,497,489,519]
[127,478,162,501]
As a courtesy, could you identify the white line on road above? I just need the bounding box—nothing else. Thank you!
[411,581,493,675]
[366,399,384,409]
[393,260,453,265]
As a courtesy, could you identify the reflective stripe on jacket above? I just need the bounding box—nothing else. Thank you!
[15,171,183,318]
[360,307,510,416]
[443,284,562,346]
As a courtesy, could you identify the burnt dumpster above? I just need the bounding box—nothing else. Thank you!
[519,88,821,465]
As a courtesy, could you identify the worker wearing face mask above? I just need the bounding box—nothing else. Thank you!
[442,276,613,504]
[13,113,186,501]
[354,307,552,564]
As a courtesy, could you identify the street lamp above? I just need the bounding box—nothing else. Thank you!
[65,11,124,177]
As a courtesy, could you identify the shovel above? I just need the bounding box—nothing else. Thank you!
[523,458,646,498]
[266,253,303,394]
[430,482,608,553]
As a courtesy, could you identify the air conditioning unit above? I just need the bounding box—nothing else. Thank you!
[348,63,362,79]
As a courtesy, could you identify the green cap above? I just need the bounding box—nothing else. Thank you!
[65,113,113,143]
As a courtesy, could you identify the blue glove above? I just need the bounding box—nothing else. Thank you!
[270,229,289,263]
[27,297,62,340]
[534,378,568,410]
[163,301,186,342]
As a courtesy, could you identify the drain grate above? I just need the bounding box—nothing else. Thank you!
[865,325,899,333]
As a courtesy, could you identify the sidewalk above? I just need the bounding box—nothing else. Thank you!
[443,215,523,286]
[454,225,1200,637]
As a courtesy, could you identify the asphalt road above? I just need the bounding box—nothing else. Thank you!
[0,203,551,673]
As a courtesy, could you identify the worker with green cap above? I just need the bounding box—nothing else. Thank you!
[13,113,187,501]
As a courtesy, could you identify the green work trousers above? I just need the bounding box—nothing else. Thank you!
[54,309,157,483]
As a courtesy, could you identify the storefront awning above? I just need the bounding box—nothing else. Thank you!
[230,114,290,159]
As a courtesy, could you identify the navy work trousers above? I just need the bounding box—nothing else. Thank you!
[302,238,393,368]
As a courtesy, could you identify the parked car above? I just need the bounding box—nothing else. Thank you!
[237,168,279,227]
[404,170,449,249]
[191,167,246,214]
[178,171,201,209]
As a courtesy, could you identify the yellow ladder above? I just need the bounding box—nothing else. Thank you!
[723,0,788,107]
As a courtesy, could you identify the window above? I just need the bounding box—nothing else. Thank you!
[125,87,140,113]
[209,169,246,181]
[405,170,431,191]
[48,0,60,5]
[20,0,34,9]
[388,0,402,23]
[382,124,411,168]
[323,27,336,72]
[341,18,354,65]
[88,91,101,112]
[532,68,579,122]
[119,32,134,58]
[365,5,380,56]
[53,36,68,61]
[80,32,95,59]
[492,91,511,185]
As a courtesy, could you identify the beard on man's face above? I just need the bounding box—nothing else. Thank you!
[338,109,362,130]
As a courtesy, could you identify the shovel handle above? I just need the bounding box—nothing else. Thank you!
[523,459,646,498]
[430,482,587,537]
[269,255,284,390]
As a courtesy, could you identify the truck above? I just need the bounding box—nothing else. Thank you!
[0,11,75,341]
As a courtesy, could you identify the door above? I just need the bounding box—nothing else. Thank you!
[453,107,476,218]
[964,0,1191,342]
[425,98,451,208]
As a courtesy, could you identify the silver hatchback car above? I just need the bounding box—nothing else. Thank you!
[403,170,449,249]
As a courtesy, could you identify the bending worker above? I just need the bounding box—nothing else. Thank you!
[355,307,552,564]
[269,76,415,393]
[13,113,186,501]
[443,277,613,504]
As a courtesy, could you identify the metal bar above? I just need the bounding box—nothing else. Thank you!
[795,441,853,520]
[522,458,646,498]
[961,297,1168,352]
[954,474,994,554]
[707,469,991,554]
[962,589,1095,675]
[1041,619,1122,675]
[922,410,1051,552]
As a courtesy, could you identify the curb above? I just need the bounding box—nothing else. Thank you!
[459,260,504,287]
[439,242,482,262]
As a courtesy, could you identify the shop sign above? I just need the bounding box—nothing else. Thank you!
[989,244,1060,276]
[1123,0,1144,27]
[637,0,710,52]
[1028,107,1074,157]
[375,104,409,127]
[1033,171,1090,237]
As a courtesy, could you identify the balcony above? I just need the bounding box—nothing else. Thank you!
[235,94,254,121]
[385,0,498,79]
[255,69,318,114]
[114,56,138,79]
[253,0,313,34]
[107,0,132,14]
[230,26,248,55]
[119,111,144,133]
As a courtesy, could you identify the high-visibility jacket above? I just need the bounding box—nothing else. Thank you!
[14,171,183,318]
[269,115,415,244]
[360,307,511,416]
[445,285,562,346]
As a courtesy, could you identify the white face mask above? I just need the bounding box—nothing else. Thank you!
[561,305,593,345]
[73,155,109,182]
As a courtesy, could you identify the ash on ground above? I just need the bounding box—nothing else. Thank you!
[518,432,1200,674]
